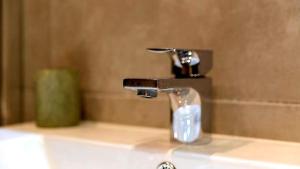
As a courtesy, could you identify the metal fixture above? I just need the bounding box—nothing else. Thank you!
[123,48,212,144]
[157,161,176,169]
[147,48,212,78]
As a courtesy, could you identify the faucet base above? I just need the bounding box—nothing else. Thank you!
[170,132,212,145]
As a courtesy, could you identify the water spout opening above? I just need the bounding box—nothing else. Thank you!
[136,89,158,98]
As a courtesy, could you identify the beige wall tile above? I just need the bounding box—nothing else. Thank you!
[46,0,300,102]
[48,0,171,93]
[23,89,35,121]
[83,93,170,128]
[23,0,51,88]
[1,0,23,124]
[212,100,300,142]
[209,0,300,102]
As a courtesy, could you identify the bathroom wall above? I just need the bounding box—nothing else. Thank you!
[23,0,300,142]
[1,0,23,125]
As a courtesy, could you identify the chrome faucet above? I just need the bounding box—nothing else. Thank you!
[123,48,212,144]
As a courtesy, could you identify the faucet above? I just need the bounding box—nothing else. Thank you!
[123,48,213,144]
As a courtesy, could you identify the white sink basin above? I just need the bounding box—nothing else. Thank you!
[0,133,165,169]
[1,122,300,169]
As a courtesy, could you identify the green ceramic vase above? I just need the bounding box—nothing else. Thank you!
[36,69,80,127]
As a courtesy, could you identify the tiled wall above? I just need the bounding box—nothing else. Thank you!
[23,0,300,142]
[1,0,23,124]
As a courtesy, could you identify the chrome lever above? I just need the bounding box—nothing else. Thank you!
[147,48,212,78]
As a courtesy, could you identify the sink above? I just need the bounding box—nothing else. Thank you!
[1,122,300,169]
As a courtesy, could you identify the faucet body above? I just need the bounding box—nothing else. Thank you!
[123,48,213,144]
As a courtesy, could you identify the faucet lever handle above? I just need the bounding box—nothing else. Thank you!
[147,48,175,53]
[147,48,213,78]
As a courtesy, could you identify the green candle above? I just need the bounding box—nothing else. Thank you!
[36,69,81,127]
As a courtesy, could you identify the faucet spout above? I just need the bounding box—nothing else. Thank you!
[123,78,212,143]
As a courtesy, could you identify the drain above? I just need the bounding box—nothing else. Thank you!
[157,161,176,169]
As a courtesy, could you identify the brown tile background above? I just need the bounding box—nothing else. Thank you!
[22,0,300,141]
[1,0,23,124]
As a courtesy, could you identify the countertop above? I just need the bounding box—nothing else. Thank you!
[3,121,300,168]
